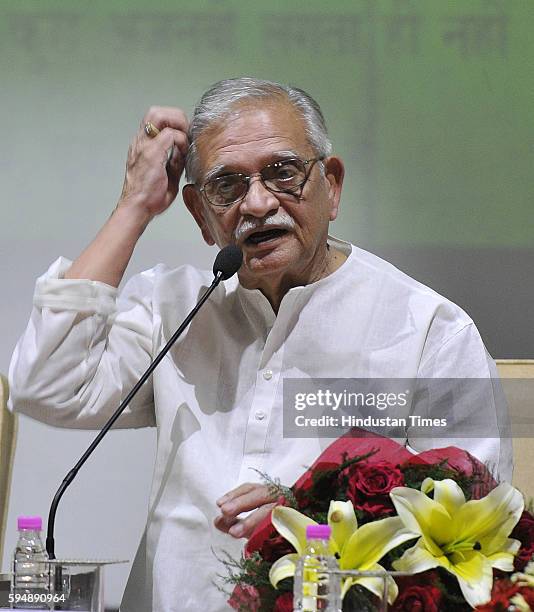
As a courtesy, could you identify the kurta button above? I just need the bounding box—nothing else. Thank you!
[255,410,266,421]
[263,369,273,380]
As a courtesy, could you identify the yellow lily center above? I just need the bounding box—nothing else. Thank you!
[441,539,481,556]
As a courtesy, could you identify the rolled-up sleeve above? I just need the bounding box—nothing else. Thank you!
[9,257,156,429]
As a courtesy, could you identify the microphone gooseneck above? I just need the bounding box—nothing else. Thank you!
[46,246,242,558]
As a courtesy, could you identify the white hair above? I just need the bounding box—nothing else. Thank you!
[185,77,333,183]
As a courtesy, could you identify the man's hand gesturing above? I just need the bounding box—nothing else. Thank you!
[215,483,280,539]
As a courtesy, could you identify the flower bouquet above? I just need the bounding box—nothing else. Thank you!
[221,432,534,611]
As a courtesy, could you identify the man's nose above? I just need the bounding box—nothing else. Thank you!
[238,176,280,218]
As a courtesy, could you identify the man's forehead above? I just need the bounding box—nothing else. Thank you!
[196,101,311,176]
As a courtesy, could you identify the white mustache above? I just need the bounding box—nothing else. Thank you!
[234,212,296,242]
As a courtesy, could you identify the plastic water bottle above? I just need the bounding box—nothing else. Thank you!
[293,524,342,611]
[11,516,51,609]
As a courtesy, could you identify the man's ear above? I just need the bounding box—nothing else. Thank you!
[323,156,344,222]
[182,184,216,246]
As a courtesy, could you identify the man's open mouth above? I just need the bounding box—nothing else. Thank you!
[245,228,288,245]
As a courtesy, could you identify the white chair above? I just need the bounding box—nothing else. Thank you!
[0,374,17,562]
[496,360,534,500]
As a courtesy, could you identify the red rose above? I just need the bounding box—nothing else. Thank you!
[351,461,404,496]
[273,592,293,612]
[392,573,442,612]
[346,461,404,516]
[228,584,261,611]
[355,498,396,515]
[511,511,534,570]
[392,584,442,611]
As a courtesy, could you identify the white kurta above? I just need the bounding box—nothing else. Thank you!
[9,237,512,611]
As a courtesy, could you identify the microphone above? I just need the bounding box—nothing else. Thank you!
[46,245,242,558]
[213,244,243,280]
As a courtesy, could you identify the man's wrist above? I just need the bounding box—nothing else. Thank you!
[113,197,154,235]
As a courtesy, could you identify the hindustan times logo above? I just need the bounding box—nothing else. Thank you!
[294,389,409,412]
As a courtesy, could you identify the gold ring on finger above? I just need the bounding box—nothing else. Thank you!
[144,122,160,138]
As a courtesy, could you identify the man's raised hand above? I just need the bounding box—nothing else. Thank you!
[118,106,189,219]
[64,106,189,286]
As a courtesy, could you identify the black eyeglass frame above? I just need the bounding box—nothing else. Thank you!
[196,157,325,208]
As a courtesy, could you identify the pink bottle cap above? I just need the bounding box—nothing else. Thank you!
[17,516,42,530]
[306,524,331,540]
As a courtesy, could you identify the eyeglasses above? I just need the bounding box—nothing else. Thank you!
[198,157,324,208]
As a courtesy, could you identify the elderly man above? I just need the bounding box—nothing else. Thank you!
[9,77,511,611]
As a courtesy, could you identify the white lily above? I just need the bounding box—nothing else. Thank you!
[390,478,524,608]
[269,501,417,604]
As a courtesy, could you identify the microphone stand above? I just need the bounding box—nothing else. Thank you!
[46,270,226,559]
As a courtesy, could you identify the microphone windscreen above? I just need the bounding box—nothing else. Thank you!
[213,245,243,280]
